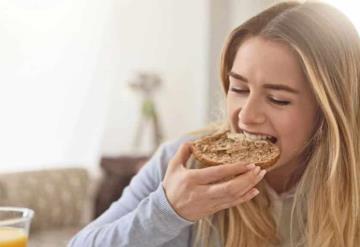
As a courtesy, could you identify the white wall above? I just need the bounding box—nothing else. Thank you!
[229,0,279,29]
[207,0,231,123]
[0,0,120,174]
[101,0,210,155]
[0,0,210,173]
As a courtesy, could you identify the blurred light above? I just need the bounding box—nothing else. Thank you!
[324,0,360,33]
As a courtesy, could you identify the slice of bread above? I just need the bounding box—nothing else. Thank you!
[190,130,280,169]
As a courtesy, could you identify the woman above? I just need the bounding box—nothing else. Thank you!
[69,1,360,246]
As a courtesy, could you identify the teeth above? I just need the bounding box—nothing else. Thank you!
[243,130,273,141]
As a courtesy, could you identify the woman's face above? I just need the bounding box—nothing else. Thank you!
[227,37,318,172]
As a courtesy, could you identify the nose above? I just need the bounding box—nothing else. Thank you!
[238,95,266,127]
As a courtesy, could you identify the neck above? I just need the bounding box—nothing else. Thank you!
[265,158,306,194]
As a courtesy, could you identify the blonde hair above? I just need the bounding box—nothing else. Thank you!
[189,1,360,246]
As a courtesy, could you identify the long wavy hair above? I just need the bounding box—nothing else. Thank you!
[188,1,360,246]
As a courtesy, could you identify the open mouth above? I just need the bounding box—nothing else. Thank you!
[268,136,278,144]
[240,129,278,144]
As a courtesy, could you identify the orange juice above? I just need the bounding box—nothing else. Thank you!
[0,227,27,247]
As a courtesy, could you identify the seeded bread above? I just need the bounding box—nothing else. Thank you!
[190,131,280,169]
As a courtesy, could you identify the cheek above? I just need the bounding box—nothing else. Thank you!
[276,111,316,155]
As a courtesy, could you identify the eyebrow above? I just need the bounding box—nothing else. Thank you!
[228,71,300,94]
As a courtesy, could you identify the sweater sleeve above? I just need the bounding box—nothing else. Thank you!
[68,136,195,247]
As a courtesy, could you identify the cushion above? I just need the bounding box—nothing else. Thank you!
[0,168,89,232]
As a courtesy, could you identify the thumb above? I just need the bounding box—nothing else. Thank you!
[169,142,193,170]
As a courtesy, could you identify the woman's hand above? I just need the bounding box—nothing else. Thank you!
[162,142,266,222]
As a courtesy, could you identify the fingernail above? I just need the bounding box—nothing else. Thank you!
[253,189,260,196]
[258,169,267,178]
[246,164,255,169]
[253,166,260,174]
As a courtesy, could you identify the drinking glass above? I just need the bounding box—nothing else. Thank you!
[0,207,34,247]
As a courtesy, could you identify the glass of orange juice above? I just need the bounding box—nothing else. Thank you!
[0,207,34,247]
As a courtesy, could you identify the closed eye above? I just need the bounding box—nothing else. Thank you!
[230,87,249,94]
[230,87,291,106]
[268,97,291,105]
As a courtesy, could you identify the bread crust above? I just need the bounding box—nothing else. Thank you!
[190,131,280,169]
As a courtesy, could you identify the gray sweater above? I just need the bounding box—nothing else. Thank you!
[68,135,297,247]
[68,136,198,247]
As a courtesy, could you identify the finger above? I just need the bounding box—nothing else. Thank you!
[189,162,256,184]
[205,166,265,199]
[169,142,193,169]
[218,188,260,210]
[237,168,267,196]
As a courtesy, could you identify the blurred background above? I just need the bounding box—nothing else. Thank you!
[0,1,358,245]
[0,0,358,174]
